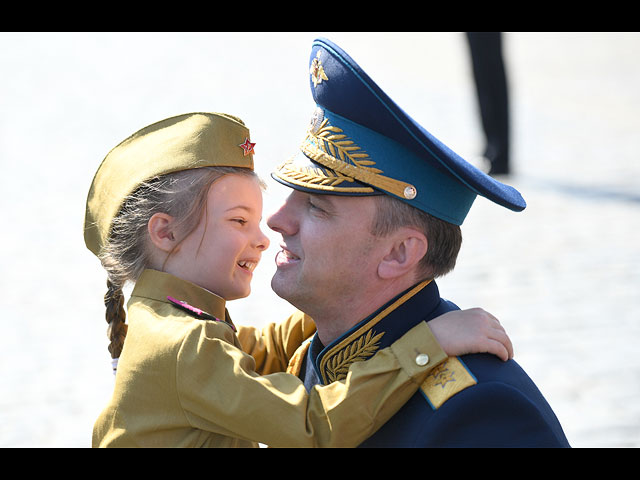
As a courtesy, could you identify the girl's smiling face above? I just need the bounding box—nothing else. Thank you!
[162,174,270,300]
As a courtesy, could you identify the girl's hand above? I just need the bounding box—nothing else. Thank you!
[427,308,514,361]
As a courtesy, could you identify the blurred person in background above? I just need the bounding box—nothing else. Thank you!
[467,32,510,176]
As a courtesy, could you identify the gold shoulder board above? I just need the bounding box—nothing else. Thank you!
[420,356,477,410]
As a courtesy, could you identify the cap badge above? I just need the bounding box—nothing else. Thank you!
[239,138,256,156]
[310,51,329,88]
[309,107,325,134]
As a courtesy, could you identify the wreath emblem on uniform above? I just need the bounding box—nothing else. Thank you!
[324,330,385,382]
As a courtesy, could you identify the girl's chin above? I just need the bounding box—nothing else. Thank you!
[223,283,252,301]
[204,282,250,301]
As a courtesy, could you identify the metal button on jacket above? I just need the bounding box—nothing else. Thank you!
[415,353,430,366]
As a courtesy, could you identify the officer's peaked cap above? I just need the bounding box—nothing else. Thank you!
[271,37,526,225]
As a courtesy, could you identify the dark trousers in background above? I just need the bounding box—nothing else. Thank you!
[466,32,510,175]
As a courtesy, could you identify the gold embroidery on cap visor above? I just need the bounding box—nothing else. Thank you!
[274,115,417,198]
[274,157,375,193]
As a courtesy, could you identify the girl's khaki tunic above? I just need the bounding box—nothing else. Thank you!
[92,269,446,447]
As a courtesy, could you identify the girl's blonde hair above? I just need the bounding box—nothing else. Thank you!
[100,166,260,359]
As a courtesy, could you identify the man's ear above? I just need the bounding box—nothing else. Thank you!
[148,213,178,253]
[377,228,428,280]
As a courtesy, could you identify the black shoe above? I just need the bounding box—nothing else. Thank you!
[489,162,509,176]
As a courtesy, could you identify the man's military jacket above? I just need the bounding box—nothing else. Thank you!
[92,269,448,448]
[288,279,571,447]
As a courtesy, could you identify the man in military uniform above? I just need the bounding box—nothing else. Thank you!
[268,38,570,447]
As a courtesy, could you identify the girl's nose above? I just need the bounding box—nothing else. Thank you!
[266,192,299,237]
[254,227,270,251]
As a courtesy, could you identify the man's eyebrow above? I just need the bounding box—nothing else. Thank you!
[309,194,338,212]
[309,194,334,206]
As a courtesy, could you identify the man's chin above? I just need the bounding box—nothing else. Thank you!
[270,272,304,305]
[270,272,289,299]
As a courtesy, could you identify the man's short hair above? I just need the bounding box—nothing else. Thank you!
[370,195,462,281]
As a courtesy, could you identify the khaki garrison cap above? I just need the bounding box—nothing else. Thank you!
[84,112,256,257]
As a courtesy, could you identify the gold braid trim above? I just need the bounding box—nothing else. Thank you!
[274,157,375,193]
[304,118,416,199]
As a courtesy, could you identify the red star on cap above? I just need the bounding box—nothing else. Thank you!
[239,138,256,156]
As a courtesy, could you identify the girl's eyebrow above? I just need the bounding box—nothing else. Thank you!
[225,205,263,221]
[225,205,253,212]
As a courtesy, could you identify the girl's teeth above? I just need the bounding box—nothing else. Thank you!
[238,261,256,272]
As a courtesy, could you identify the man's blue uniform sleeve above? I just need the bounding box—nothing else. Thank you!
[417,381,570,447]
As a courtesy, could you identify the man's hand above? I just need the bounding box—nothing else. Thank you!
[427,308,514,361]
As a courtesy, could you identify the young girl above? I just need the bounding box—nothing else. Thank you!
[85,112,513,448]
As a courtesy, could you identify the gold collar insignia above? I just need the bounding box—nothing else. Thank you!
[318,280,432,384]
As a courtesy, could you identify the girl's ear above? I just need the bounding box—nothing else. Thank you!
[377,227,428,280]
[148,213,178,253]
